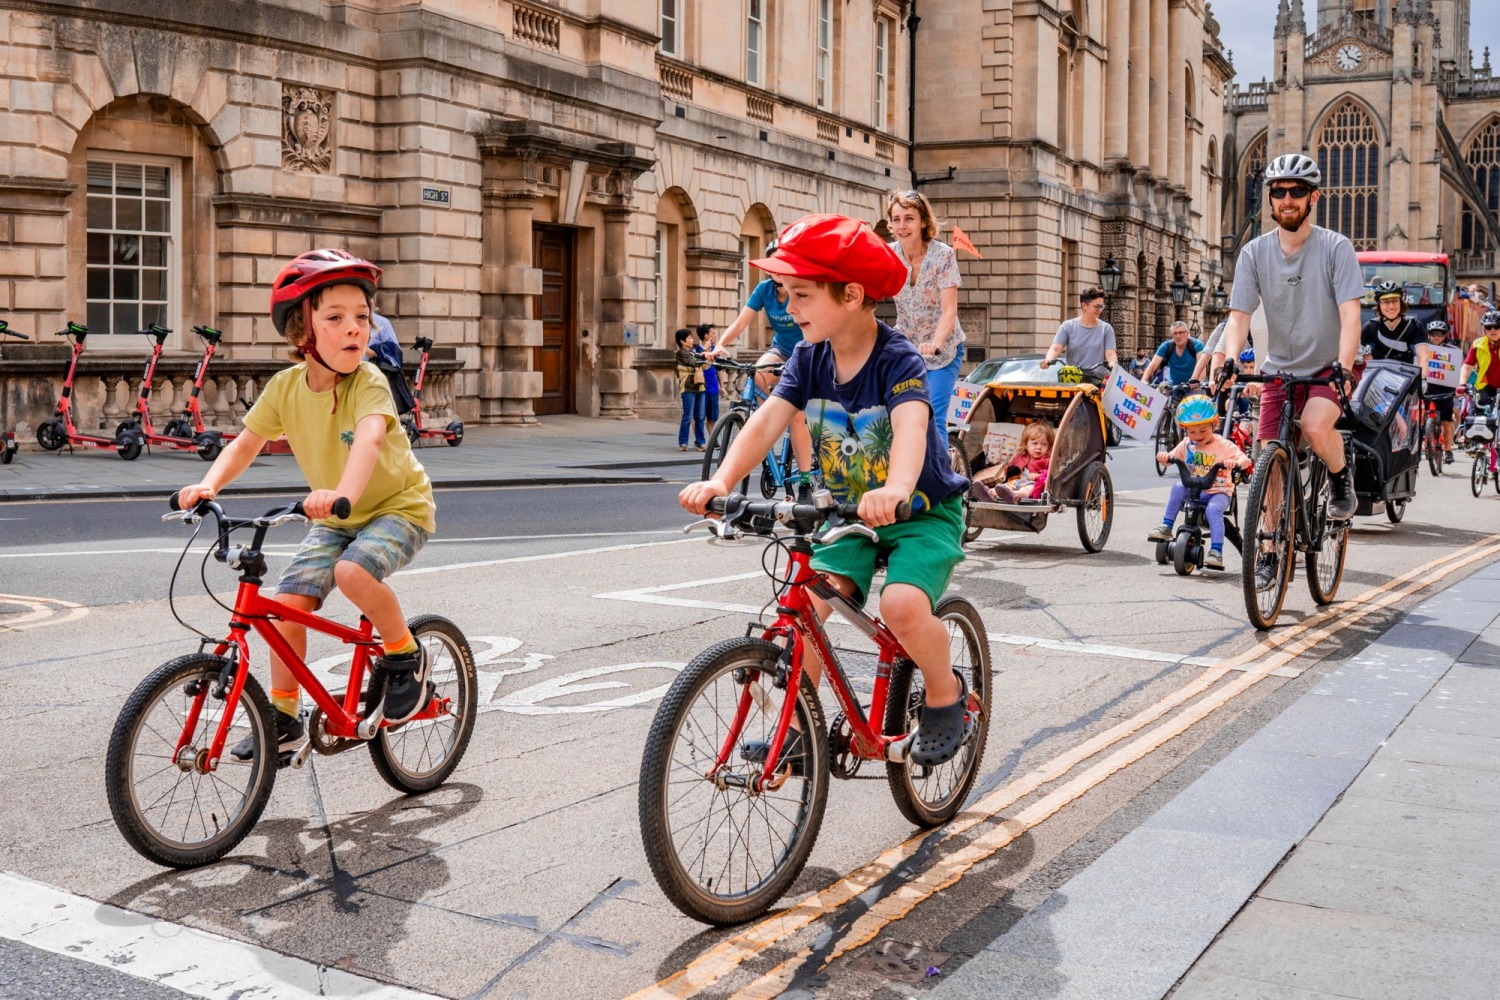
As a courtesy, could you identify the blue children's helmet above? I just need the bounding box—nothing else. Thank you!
[1238,347,1256,363]
[1175,394,1218,427]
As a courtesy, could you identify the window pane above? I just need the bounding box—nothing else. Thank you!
[87,233,109,264]
[117,198,142,231]
[141,236,166,267]
[87,196,112,229]
[87,268,110,298]
[87,302,109,332]
[142,269,165,300]
[143,165,169,198]
[87,162,112,192]
[142,301,168,327]
[113,269,139,300]
[112,235,139,264]
[144,200,167,232]
[112,303,137,336]
[115,163,142,195]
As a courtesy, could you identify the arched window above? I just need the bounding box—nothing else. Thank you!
[1315,99,1381,249]
[1462,118,1500,252]
[1241,133,1266,236]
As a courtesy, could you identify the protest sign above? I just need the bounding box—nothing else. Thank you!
[1425,344,1460,387]
[947,380,985,430]
[1100,366,1167,441]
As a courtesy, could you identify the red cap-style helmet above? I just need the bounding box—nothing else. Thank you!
[269,249,382,334]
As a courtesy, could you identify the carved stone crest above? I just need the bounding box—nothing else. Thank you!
[281,85,333,174]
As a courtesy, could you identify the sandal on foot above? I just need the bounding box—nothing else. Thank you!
[908,669,974,768]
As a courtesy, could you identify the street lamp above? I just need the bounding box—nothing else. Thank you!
[1188,274,1205,334]
[1212,280,1229,322]
[1097,254,1122,338]
[1170,263,1189,311]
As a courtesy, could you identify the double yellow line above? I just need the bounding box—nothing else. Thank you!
[629,533,1500,1000]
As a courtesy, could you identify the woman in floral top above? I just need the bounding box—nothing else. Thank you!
[887,189,966,431]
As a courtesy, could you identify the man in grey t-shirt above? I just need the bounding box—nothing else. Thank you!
[1042,287,1118,377]
[1212,152,1362,523]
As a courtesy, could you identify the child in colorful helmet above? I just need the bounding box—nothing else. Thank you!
[177,249,437,759]
[1147,394,1252,571]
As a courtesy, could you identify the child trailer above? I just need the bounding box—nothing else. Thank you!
[116,325,224,461]
[401,336,464,447]
[0,320,29,463]
[1156,459,1246,575]
[36,322,145,460]
[1345,359,1423,523]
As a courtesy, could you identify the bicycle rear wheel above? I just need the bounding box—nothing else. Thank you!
[105,655,276,868]
[1425,418,1442,476]
[1472,451,1488,497]
[1241,443,1295,630]
[1305,463,1348,605]
[885,596,991,827]
[369,615,478,794]
[702,413,751,495]
[638,637,829,925]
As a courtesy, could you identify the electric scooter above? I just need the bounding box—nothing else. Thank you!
[115,325,224,461]
[36,322,144,460]
[0,320,29,464]
[166,325,239,447]
[400,336,464,446]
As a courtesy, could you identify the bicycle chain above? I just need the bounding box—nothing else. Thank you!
[828,711,862,779]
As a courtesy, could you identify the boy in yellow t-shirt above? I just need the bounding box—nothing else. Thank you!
[177,250,436,759]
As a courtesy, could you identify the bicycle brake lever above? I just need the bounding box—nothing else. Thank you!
[684,517,742,540]
[817,523,879,545]
[162,510,201,524]
[258,512,309,529]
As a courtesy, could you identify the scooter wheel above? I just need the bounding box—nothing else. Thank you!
[402,416,418,446]
[1155,539,1169,565]
[164,418,192,440]
[194,432,222,462]
[445,420,464,447]
[116,420,141,442]
[1171,533,1195,576]
[117,437,143,461]
[1,441,14,464]
[37,419,66,451]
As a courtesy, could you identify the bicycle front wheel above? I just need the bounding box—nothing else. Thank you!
[1425,419,1442,476]
[885,596,991,827]
[638,638,829,925]
[1241,443,1295,630]
[702,413,751,495]
[1472,451,1488,497]
[369,615,478,794]
[105,655,277,868]
[1154,419,1174,476]
[1305,464,1348,605]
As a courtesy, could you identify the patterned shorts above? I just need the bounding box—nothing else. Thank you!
[275,514,428,603]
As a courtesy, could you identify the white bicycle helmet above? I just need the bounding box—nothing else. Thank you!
[1264,153,1322,189]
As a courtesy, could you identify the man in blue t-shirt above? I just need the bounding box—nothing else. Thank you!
[681,214,971,769]
[1142,321,1204,386]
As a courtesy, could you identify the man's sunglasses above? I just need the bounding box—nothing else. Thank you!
[1268,184,1313,201]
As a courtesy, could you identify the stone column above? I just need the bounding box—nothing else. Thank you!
[1129,0,1151,169]
[1150,0,1169,177]
[597,203,638,420]
[1105,0,1132,163]
[480,190,544,424]
[1167,2,1186,190]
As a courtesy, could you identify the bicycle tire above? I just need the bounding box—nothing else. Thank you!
[369,615,478,794]
[1154,419,1175,477]
[1425,418,1442,477]
[1472,451,1487,497]
[1305,462,1348,605]
[948,442,982,544]
[702,413,751,495]
[105,654,276,868]
[638,637,829,926]
[1076,460,1113,552]
[1241,443,1295,631]
[884,596,991,827]
[1385,498,1407,523]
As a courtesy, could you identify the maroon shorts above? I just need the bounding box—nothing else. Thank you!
[1257,367,1341,441]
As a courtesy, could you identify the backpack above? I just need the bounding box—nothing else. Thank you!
[378,361,416,415]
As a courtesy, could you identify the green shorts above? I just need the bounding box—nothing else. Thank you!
[810,495,965,610]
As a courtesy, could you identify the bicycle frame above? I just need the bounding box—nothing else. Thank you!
[717,359,796,492]
[1260,373,1344,554]
[712,540,904,790]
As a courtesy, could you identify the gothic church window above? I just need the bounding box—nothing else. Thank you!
[1315,99,1380,250]
[1241,133,1266,236]
[1461,118,1500,253]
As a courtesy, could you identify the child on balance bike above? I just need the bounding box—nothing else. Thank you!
[679,214,972,767]
[1148,394,1251,570]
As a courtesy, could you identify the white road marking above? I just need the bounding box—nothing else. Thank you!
[0,871,442,1000]
[494,661,686,715]
[393,536,697,576]
[0,530,683,560]
[0,593,89,633]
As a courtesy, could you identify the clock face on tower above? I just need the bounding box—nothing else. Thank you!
[1336,44,1364,70]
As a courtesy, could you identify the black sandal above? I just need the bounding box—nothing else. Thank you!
[908,669,974,768]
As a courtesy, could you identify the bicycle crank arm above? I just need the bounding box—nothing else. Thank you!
[356,704,385,740]
[288,742,314,770]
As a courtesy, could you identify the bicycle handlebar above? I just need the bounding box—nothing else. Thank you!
[705,492,912,533]
[168,491,352,521]
[710,358,785,375]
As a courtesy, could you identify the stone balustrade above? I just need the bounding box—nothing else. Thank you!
[0,348,461,445]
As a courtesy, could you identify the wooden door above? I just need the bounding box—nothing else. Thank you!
[532,227,575,415]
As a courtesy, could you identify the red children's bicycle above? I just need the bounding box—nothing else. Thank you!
[116,325,225,461]
[105,494,477,868]
[400,336,464,447]
[36,322,144,460]
[638,493,991,925]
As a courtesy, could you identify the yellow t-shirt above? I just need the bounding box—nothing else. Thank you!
[243,362,436,532]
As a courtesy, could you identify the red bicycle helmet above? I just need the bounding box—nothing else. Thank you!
[269,249,382,334]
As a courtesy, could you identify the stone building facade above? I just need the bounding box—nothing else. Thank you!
[1223,0,1500,284]
[907,0,1233,355]
[0,0,911,434]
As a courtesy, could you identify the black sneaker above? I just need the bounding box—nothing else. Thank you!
[795,479,814,504]
[231,708,305,762]
[740,730,808,777]
[376,644,433,725]
[1445,450,1455,465]
[1328,467,1357,521]
[1254,552,1280,591]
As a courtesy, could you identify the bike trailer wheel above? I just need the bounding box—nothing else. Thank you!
[638,637,829,925]
[105,655,277,868]
[369,615,478,794]
[1076,460,1113,552]
[885,595,991,827]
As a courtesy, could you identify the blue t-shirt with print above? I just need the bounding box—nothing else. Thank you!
[773,322,968,508]
[746,278,804,357]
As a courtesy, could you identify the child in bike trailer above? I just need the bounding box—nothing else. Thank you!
[679,214,971,768]
[969,422,1053,503]
[1148,394,1251,571]
[177,249,437,759]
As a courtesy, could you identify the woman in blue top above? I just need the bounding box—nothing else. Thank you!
[709,240,814,488]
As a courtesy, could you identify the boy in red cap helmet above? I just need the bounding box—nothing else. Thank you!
[177,249,437,760]
[680,214,972,767]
